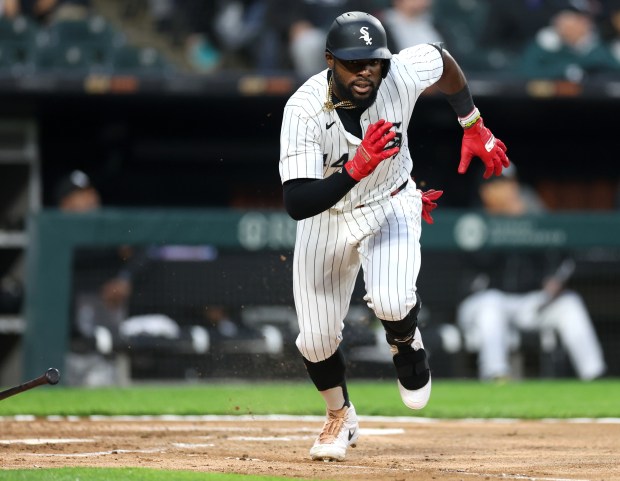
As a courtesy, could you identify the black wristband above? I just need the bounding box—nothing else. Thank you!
[445,84,475,118]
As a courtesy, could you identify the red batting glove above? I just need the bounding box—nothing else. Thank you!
[420,189,443,224]
[345,119,400,181]
[458,112,510,179]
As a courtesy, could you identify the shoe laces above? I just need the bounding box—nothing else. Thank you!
[317,407,347,444]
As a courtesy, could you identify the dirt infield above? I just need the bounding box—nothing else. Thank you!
[1,416,619,480]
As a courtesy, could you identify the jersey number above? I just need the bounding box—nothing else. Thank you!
[387,122,403,150]
[325,153,348,168]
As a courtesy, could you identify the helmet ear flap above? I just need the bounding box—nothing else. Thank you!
[382,59,391,78]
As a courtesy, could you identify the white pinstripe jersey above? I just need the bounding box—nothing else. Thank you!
[279,43,444,211]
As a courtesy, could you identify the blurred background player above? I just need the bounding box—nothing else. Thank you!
[456,164,607,381]
[379,0,445,53]
[517,0,620,80]
[55,169,137,319]
[55,170,145,385]
[54,168,101,212]
[477,0,563,71]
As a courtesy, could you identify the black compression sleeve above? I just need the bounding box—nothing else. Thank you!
[445,84,475,118]
[283,171,357,220]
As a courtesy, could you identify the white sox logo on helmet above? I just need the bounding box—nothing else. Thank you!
[359,26,372,45]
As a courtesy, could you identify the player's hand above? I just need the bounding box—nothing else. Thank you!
[458,117,509,179]
[419,189,443,224]
[345,119,400,181]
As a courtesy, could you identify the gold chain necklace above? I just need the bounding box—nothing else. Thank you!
[323,75,356,112]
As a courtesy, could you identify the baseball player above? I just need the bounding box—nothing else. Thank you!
[279,11,509,461]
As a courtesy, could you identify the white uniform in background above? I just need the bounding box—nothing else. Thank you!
[457,288,607,380]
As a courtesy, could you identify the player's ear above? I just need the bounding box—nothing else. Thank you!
[325,52,334,70]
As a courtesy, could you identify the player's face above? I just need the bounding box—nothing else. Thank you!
[329,55,383,110]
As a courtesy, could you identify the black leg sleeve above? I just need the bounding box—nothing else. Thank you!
[302,347,347,393]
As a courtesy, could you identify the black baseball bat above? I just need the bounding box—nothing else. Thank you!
[0,368,60,401]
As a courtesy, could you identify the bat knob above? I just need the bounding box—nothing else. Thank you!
[45,368,60,385]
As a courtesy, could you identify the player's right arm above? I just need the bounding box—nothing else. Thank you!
[280,111,398,220]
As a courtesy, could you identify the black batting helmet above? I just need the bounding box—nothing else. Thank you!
[326,11,392,77]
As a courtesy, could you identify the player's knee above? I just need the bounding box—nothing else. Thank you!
[371,295,417,321]
[296,331,340,362]
[546,290,589,321]
[554,290,584,308]
[381,296,422,347]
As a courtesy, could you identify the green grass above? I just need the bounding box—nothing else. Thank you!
[1,379,619,418]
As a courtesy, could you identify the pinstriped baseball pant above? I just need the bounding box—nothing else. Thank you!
[293,183,423,363]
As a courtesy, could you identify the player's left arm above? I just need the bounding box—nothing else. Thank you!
[434,48,510,179]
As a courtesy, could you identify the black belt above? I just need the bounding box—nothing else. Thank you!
[355,179,408,209]
[390,179,409,197]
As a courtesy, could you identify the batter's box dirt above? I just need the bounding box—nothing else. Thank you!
[1,417,618,481]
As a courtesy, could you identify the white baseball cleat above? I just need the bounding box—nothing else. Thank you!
[391,327,432,410]
[310,403,359,461]
[397,375,432,410]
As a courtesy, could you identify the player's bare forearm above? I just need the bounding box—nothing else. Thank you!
[435,50,467,96]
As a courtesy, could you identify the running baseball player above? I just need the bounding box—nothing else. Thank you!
[278,11,509,461]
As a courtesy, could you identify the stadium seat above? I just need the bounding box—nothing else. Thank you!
[33,14,126,73]
[111,45,171,75]
[0,41,35,74]
[0,16,38,74]
[48,15,119,46]
[34,42,112,74]
[0,15,37,42]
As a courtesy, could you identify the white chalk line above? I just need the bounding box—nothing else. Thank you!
[0,427,400,446]
[0,438,94,445]
[172,442,215,448]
